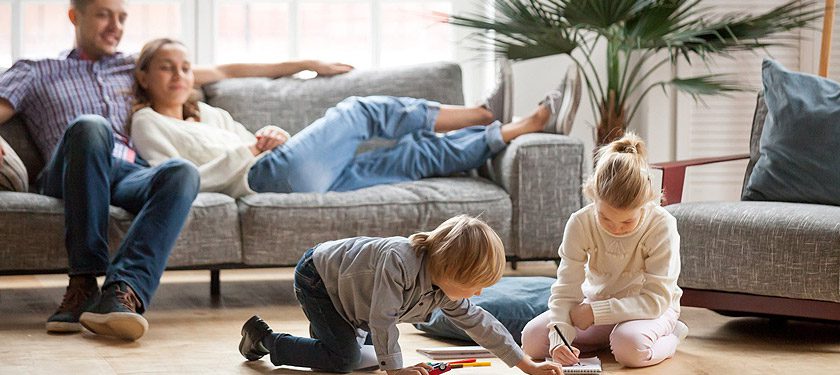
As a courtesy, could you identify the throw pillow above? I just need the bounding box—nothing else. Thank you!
[0,135,28,192]
[414,276,554,345]
[742,59,840,206]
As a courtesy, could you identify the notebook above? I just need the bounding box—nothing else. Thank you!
[416,346,495,360]
[546,356,602,374]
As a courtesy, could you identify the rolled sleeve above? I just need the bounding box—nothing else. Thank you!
[0,60,36,110]
[369,250,408,370]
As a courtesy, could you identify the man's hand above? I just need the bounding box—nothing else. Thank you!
[516,357,563,375]
[385,362,433,375]
[309,61,354,77]
[253,125,290,153]
[551,344,581,366]
[0,142,5,165]
[570,303,594,330]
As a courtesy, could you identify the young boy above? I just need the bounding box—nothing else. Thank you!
[238,215,563,374]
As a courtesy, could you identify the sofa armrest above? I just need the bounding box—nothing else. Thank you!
[651,154,749,205]
[481,133,584,260]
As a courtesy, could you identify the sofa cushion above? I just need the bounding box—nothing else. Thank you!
[743,59,840,206]
[0,115,44,184]
[666,201,840,303]
[239,177,511,266]
[0,192,127,271]
[414,276,554,345]
[109,192,242,267]
[0,192,241,272]
[203,62,464,135]
[0,135,28,192]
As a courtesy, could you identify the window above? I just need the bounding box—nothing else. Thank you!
[216,1,291,64]
[215,0,455,68]
[380,2,452,67]
[21,1,73,59]
[1,0,184,63]
[0,2,10,67]
[120,1,183,56]
[2,0,491,101]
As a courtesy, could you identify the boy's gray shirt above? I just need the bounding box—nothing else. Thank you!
[311,236,525,371]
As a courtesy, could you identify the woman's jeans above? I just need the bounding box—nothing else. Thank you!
[266,248,363,373]
[247,96,506,193]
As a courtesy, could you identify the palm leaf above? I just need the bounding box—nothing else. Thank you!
[667,74,745,97]
[657,1,822,57]
[560,0,656,30]
[449,0,579,59]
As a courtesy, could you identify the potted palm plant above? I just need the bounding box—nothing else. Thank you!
[450,0,822,145]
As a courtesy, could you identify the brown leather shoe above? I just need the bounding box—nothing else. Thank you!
[46,275,99,333]
[80,281,148,341]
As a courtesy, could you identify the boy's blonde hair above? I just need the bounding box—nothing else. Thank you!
[583,133,659,209]
[409,215,505,288]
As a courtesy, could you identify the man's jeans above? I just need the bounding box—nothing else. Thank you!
[266,248,363,373]
[247,96,506,193]
[37,115,199,311]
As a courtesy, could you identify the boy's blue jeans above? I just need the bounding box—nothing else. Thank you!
[266,248,363,373]
[247,96,506,193]
[37,115,200,311]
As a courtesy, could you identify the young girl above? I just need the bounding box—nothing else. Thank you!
[521,133,687,368]
[238,215,563,374]
[128,38,572,198]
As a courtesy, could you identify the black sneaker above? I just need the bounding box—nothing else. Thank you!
[79,281,148,341]
[46,275,100,333]
[239,315,273,361]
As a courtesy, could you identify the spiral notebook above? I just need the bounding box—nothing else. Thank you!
[547,356,602,374]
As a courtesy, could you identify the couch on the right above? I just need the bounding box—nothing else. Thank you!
[653,59,840,321]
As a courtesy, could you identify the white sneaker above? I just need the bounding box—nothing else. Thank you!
[540,66,582,134]
[674,320,689,341]
[481,58,513,124]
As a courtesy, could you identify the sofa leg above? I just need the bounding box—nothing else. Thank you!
[210,269,220,296]
[510,260,518,270]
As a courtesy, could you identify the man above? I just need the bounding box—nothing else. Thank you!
[0,0,352,341]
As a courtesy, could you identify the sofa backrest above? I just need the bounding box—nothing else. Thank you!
[202,62,464,135]
[0,62,464,180]
[742,92,767,198]
[0,115,45,185]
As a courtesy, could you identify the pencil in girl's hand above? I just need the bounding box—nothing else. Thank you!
[553,324,581,365]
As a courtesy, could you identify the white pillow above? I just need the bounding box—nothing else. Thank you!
[0,135,28,192]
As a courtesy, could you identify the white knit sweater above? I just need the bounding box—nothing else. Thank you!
[131,102,270,198]
[547,202,682,353]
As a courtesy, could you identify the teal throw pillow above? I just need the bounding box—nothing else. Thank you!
[743,59,840,206]
[414,276,553,345]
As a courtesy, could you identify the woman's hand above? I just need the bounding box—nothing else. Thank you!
[551,344,581,366]
[516,357,563,375]
[254,125,289,153]
[385,363,433,375]
[570,303,594,330]
[308,60,354,76]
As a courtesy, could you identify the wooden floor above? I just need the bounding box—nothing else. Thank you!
[1,262,838,374]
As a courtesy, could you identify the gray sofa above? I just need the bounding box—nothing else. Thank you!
[653,94,840,321]
[0,62,584,293]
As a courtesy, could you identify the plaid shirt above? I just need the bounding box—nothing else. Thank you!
[0,49,137,162]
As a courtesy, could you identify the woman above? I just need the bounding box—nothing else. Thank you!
[130,38,570,198]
